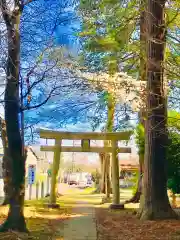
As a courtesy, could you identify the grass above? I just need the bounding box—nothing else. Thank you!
[79,187,96,194]
[0,188,179,240]
[0,186,98,239]
[34,173,47,184]
[0,197,72,240]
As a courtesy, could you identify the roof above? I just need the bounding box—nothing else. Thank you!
[120,157,139,166]
[28,145,52,161]
[120,156,139,170]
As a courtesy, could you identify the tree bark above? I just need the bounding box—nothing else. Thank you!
[105,153,111,199]
[99,151,111,196]
[126,7,146,206]
[100,153,106,193]
[139,0,177,220]
[100,92,115,197]
[0,4,28,232]
[125,160,143,204]
[0,118,11,205]
[106,93,115,197]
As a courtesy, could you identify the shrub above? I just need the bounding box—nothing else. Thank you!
[135,124,180,194]
[167,132,180,194]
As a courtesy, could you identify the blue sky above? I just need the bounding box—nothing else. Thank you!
[21,1,86,134]
[18,0,137,157]
[0,0,138,158]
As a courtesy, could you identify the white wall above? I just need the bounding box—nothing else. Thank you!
[0,179,4,197]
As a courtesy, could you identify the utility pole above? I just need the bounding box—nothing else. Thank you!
[45,138,47,159]
[72,140,75,172]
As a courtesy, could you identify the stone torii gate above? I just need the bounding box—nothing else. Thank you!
[40,129,132,209]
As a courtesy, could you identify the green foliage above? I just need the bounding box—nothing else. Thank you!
[165,0,180,82]
[101,91,110,103]
[78,0,179,81]
[130,170,139,194]
[168,110,180,131]
[48,46,79,69]
[77,0,180,134]
[167,132,180,194]
[135,112,180,194]
[91,169,101,185]
[78,0,139,75]
[135,123,145,157]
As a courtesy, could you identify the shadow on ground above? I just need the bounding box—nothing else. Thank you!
[0,197,71,240]
[0,188,132,239]
[0,188,179,240]
[96,207,180,240]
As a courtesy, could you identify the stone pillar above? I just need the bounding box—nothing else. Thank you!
[110,140,124,209]
[49,139,61,208]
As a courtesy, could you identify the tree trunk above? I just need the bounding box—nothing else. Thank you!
[171,193,177,208]
[126,7,146,206]
[0,118,11,205]
[99,153,106,193]
[106,93,115,197]
[102,152,112,203]
[125,160,143,204]
[105,153,111,199]
[100,93,115,197]
[139,0,177,220]
[100,151,111,197]
[0,7,28,231]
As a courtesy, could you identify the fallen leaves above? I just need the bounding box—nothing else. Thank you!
[96,208,180,240]
[0,200,72,240]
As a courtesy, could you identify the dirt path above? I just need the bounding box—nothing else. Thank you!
[62,202,97,240]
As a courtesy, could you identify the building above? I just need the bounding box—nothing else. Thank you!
[27,146,50,174]
[119,156,139,187]
[0,146,50,180]
[120,156,139,172]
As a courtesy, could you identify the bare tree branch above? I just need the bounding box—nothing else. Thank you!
[22,85,62,110]
[23,0,35,6]
[0,0,12,26]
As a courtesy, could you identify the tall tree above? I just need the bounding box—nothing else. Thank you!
[138,0,177,220]
[0,0,75,231]
[0,0,76,213]
[126,3,147,204]
[0,0,28,231]
[100,93,115,198]
[78,0,179,216]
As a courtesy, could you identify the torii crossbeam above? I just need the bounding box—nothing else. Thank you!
[40,129,132,209]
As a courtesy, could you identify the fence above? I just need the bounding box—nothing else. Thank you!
[26,176,51,200]
[0,176,65,201]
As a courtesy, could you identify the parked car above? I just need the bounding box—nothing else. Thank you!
[68,173,79,185]
[87,179,92,186]
[69,180,78,185]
